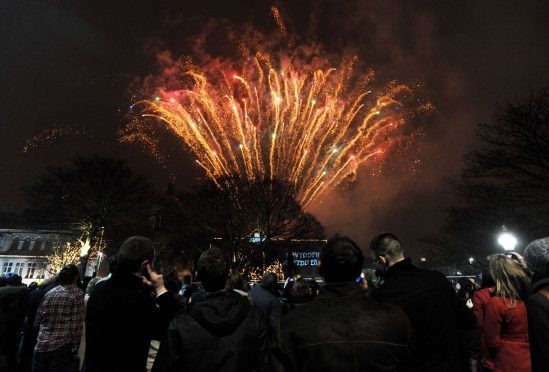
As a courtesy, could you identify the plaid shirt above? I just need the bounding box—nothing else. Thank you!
[34,284,84,352]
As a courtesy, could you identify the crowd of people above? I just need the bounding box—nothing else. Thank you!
[0,233,548,372]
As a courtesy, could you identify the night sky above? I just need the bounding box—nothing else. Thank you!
[2,0,549,258]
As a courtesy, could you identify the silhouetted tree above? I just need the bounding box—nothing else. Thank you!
[440,88,549,266]
[175,178,325,276]
[22,156,152,271]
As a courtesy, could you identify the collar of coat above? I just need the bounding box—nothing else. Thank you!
[532,277,549,293]
[385,257,415,278]
[318,281,365,298]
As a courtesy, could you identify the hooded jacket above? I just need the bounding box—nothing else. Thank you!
[249,283,282,327]
[153,289,268,372]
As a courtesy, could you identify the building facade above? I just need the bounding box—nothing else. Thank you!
[0,228,82,284]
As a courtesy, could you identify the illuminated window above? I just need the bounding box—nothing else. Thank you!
[249,230,265,244]
[14,262,25,275]
[25,263,37,279]
[2,262,13,274]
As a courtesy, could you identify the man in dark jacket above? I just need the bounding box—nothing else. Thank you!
[0,273,29,371]
[523,237,549,372]
[19,276,58,372]
[84,236,176,372]
[370,232,461,372]
[249,272,282,328]
[275,235,411,372]
[153,248,268,372]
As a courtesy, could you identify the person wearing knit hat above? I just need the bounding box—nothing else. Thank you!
[524,238,549,282]
[523,237,549,372]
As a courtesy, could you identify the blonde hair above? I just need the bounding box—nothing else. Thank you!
[488,254,531,307]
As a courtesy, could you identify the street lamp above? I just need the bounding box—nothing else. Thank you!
[498,232,517,252]
[468,257,474,264]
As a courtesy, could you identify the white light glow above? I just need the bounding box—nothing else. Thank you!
[498,232,517,251]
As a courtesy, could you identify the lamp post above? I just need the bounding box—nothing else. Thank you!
[497,231,517,252]
[468,257,474,265]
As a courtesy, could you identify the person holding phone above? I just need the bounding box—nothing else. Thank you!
[83,236,177,372]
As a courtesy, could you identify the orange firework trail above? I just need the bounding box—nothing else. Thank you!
[127,53,427,207]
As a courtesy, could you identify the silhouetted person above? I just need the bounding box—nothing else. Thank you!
[283,278,317,314]
[33,265,83,372]
[370,232,461,372]
[19,276,58,372]
[0,273,29,371]
[524,237,549,372]
[153,248,268,372]
[84,236,176,372]
[249,272,282,326]
[275,235,411,371]
[483,254,531,371]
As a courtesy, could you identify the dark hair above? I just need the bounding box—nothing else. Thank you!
[116,236,154,274]
[319,235,364,282]
[59,264,80,285]
[290,278,311,299]
[370,232,404,261]
[260,272,278,291]
[197,248,229,292]
[108,254,118,274]
[164,269,182,294]
[6,273,22,286]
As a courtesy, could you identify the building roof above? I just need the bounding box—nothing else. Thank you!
[0,228,77,258]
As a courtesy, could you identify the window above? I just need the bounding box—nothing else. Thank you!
[10,237,20,250]
[44,240,53,251]
[25,262,37,279]
[14,262,25,275]
[2,262,13,274]
[34,238,44,251]
[21,237,31,250]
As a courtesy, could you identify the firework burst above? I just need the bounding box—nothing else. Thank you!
[125,51,429,207]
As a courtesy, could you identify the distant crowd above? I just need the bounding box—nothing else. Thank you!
[1,233,548,372]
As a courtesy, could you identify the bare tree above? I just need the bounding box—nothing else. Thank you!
[441,88,549,264]
[175,178,325,276]
[23,156,152,272]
